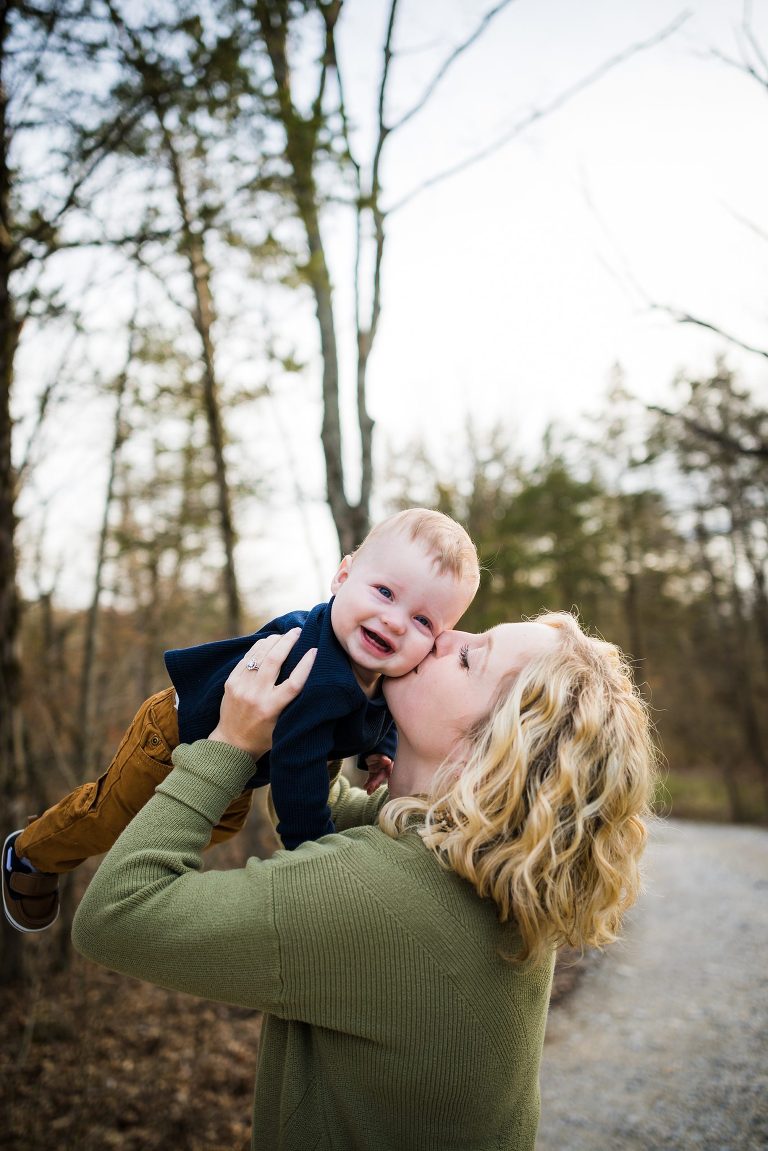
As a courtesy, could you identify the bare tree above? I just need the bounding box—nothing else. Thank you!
[649,6,768,359]
[0,1,143,981]
[101,2,257,633]
[76,323,135,775]
[244,1,689,553]
[651,368,768,813]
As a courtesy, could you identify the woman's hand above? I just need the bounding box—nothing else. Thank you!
[208,628,317,758]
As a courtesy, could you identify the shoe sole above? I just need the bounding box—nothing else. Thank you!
[2,830,60,933]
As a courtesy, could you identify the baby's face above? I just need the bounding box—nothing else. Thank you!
[330,535,475,692]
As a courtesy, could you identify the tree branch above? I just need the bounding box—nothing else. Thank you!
[742,0,768,78]
[389,9,691,213]
[369,0,398,340]
[327,18,364,339]
[650,304,768,361]
[648,403,768,459]
[16,322,83,488]
[724,203,768,245]
[312,1,342,132]
[389,0,518,133]
[352,0,400,523]
[8,0,63,122]
[707,45,768,91]
[11,98,152,270]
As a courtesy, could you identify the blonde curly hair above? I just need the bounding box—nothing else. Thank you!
[379,611,657,966]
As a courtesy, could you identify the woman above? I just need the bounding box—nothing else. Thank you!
[73,612,656,1151]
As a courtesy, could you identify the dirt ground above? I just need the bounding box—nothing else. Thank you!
[1,960,262,1151]
[1,824,269,1151]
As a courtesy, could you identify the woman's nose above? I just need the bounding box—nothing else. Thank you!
[433,630,472,657]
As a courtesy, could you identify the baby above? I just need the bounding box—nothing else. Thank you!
[3,508,479,933]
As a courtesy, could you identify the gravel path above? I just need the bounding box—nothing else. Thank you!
[535,819,768,1151]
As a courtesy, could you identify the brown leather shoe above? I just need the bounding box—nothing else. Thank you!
[2,831,60,933]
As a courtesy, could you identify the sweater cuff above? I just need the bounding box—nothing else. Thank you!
[156,740,257,824]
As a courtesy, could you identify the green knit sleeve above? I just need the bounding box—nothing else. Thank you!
[329,773,389,831]
[72,740,286,1011]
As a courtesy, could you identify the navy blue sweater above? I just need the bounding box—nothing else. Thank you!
[164,601,396,850]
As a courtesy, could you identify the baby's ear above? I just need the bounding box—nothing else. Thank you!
[330,554,353,593]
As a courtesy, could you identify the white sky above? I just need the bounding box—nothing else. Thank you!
[364,0,767,437]
[16,0,768,621]
[260,0,768,612]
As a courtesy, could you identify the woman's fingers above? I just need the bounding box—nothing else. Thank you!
[238,628,300,678]
[210,628,315,755]
[277,646,317,700]
[237,629,316,699]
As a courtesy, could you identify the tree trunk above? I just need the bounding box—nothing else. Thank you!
[726,531,768,814]
[256,1,365,555]
[159,116,242,634]
[0,205,21,787]
[76,364,129,775]
[737,498,768,685]
[0,4,26,982]
[618,496,646,676]
[694,523,749,822]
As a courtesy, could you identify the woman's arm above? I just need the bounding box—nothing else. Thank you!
[72,631,317,1007]
[329,773,389,831]
[72,740,287,1006]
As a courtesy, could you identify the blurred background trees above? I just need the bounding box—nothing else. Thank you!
[1,0,767,988]
[383,370,768,824]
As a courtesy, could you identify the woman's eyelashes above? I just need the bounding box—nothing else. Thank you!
[459,644,470,670]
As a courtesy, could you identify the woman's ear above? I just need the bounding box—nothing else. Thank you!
[449,736,475,779]
[330,554,353,594]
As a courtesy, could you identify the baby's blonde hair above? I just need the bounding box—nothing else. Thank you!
[380,611,657,966]
[357,508,480,591]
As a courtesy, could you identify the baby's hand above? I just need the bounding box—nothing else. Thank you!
[364,754,394,795]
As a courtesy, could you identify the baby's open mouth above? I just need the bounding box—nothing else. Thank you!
[362,627,393,654]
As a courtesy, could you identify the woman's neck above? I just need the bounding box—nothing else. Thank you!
[386,745,439,800]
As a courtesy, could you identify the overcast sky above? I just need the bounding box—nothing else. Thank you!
[255,0,768,609]
[361,0,766,442]
[18,0,768,617]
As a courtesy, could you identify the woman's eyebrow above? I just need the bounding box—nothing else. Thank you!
[478,632,494,671]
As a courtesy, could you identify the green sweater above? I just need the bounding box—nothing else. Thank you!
[72,740,554,1151]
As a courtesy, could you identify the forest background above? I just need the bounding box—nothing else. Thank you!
[0,1,767,1144]
[2,0,768,951]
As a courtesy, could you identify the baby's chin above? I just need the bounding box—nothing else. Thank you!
[381,665,416,702]
[381,655,428,680]
[361,644,433,686]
